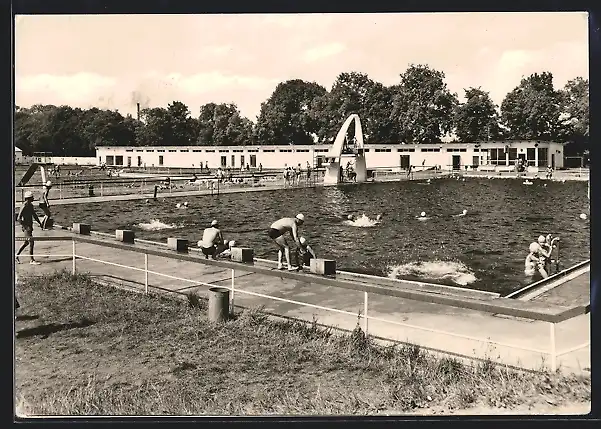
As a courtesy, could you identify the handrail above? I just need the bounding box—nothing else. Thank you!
[16,234,588,323]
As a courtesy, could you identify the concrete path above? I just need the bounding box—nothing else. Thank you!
[14,226,590,374]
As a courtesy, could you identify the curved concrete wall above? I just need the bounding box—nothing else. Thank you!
[325,114,367,184]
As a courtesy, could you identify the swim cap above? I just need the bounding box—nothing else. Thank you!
[45,181,52,187]
[229,240,236,247]
[184,201,188,206]
[462,209,467,214]
[224,239,229,246]
[296,213,305,222]
[347,215,354,220]
[538,235,546,244]
[211,220,218,226]
[176,203,181,208]
[24,191,33,199]
[420,212,426,217]
[299,237,307,245]
[529,242,539,253]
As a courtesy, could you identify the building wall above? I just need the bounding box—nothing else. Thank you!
[49,156,97,166]
[96,141,564,171]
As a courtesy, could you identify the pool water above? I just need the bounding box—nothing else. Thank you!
[50,178,590,295]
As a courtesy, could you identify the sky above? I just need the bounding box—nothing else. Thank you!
[15,12,589,121]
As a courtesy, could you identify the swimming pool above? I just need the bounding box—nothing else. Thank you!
[49,178,590,295]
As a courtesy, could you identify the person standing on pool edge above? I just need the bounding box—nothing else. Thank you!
[39,180,53,229]
[16,191,43,265]
[268,213,305,270]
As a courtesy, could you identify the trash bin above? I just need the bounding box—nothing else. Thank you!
[208,287,230,322]
[88,184,94,197]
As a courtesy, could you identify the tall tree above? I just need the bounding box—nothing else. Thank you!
[198,103,253,146]
[135,101,198,146]
[559,77,589,156]
[255,79,327,145]
[390,64,458,143]
[453,87,502,142]
[500,72,566,141]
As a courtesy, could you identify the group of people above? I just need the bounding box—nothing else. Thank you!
[15,181,53,265]
[283,163,312,187]
[198,213,316,271]
[524,234,560,278]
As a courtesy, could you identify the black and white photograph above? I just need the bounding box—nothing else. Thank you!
[13,10,591,417]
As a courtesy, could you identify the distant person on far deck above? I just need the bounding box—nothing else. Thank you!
[199,220,225,259]
[268,214,305,270]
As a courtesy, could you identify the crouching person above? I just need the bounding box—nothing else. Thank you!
[295,237,316,269]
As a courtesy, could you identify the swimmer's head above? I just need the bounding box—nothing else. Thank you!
[420,211,426,217]
[299,237,307,245]
[462,209,467,215]
[376,214,382,220]
[229,240,236,248]
[295,213,305,223]
[183,201,188,206]
[145,199,149,203]
[538,235,546,244]
[223,239,229,246]
[176,203,181,208]
[529,242,540,253]
[347,214,354,220]
[45,180,52,188]
[211,220,219,227]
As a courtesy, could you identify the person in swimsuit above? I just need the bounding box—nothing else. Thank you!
[295,236,316,269]
[199,220,225,259]
[16,191,43,265]
[268,213,305,270]
[39,181,52,229]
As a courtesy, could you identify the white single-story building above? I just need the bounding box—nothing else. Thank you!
[95,140,564,172]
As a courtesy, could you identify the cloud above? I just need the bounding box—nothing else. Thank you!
[303,42,346,63]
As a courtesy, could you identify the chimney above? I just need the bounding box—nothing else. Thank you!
[137,103,140,121]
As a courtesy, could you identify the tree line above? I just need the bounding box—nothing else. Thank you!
[14,64,589,157]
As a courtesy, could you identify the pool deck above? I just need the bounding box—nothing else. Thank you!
[14,226,590,374]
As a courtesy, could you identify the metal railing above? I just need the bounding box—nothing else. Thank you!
[15,234,590,372]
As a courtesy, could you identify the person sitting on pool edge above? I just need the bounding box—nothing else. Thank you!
[295,237,317,269]
[268,213,305,270]
[199,220,225,259]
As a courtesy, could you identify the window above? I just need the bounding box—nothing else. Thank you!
[263,149,275,153]
[193,149,202,152]
[106,155,114,165]
[250,154,257,167]
[126,149,134,152]
[363,149,370,153]
[115,155,124,166]
[397,148,415,152]
[233,149,243,153]
[205,150,215,153]
[159,156,164,166]
[527,148,536,166]
[219,149,229,153]
[537,147,548,167]
[127,156,131,167]
[279,149,292,152]
[296,149,310,153]
[314,149,328,153]
[180,149,189,153]
[241,155,245,167]
[157,150,165,153]
[169,150,177,152]
[474,148,480,152]
[508,148,517,164]
[459,148,467,152]
[136,149,144,152]
[231,155,235,167]
[247,149,258,153]
[146,150,154,152]
[220,156,227,167]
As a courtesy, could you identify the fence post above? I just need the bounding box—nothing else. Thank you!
[144,253,149,294]
[59,183,62,199]
[230,268,235,314]
[72,240,76,274]
[363,291,369,335]
[549,322,557,372]
[100,182,103,196]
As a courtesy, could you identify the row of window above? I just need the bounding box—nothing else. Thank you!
[119,147,512,155]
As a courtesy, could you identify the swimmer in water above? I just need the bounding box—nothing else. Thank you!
[417,211,429,221]
[347,214,355,222]
[199,220,225,259]
[376,214,383,221]
[183,201,189,208]
[268,214,304,270]
[453,209,468,217]
[524,242,548,278]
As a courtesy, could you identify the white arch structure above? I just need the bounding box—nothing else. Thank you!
[323,114,368,185]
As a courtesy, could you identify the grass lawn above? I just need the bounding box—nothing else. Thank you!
[14,271,591,416]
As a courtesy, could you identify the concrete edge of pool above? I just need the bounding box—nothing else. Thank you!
[15,223,590,374]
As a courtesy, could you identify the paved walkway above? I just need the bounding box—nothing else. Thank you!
[14,226,590,374]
